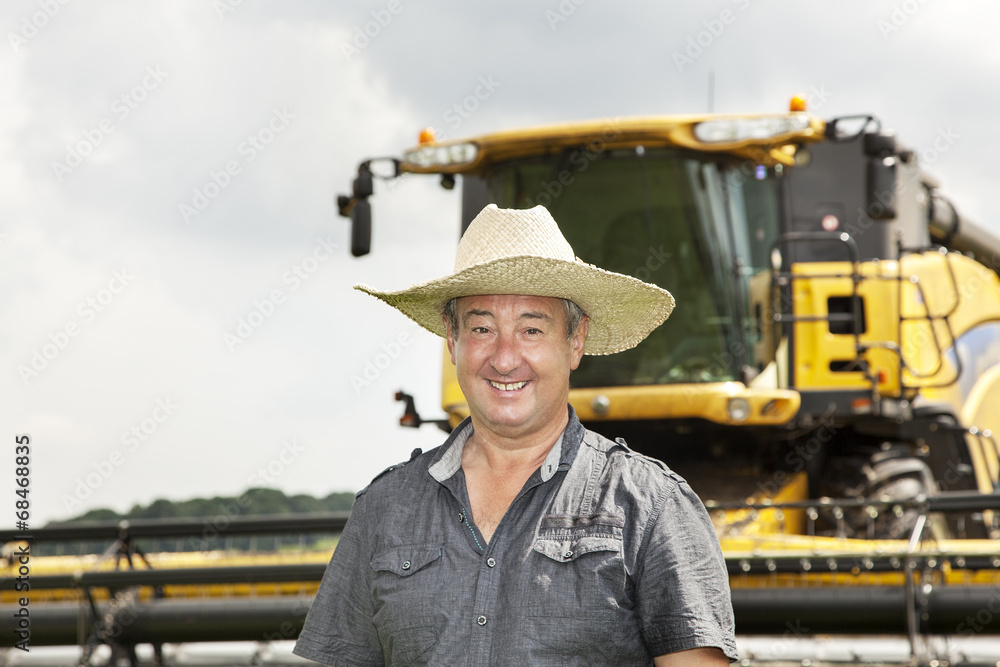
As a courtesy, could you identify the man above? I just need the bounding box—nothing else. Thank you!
[294,205,737,665]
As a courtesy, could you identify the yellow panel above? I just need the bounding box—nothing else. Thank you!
[791,251,1000,398]
[442,381,800,427]
[0,550,335,603]
[711,471,808,537]
[791,260,902,395]
[899,251,1000,387]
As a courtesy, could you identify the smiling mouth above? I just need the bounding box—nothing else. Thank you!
[489,380,527,391]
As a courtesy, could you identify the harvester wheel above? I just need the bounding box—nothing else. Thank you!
[864,455,932,540]
[818,446,935,539]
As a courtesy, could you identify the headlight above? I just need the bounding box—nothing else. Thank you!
[694,115,812,143]
[402,142,478,169]
[727,397,751,422]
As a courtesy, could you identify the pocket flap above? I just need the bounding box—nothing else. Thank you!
[533,534,622,562]
[370,544,442,576]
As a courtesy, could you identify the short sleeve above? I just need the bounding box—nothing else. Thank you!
[635,479,738,662]
[294,492,384,666]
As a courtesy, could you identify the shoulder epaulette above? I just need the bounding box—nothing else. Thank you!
[359,448,423,496]
[607,434,672,475]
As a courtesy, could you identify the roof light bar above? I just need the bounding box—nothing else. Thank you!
[402,142,478,169]
[694,115,812,144]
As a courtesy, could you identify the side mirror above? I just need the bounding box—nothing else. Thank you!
[825,115,879,141]
[341,160,398,257]
[351,199,372,257]
[353,167,373,199]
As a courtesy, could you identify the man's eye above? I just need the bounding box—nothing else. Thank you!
[471,326,490,334]
[525,328,542,335]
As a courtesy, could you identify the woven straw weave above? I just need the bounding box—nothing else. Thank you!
[355,204,675,355]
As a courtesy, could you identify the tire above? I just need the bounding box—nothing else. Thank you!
[817,446,935,540]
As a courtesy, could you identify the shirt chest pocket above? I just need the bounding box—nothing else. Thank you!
[369,545,447,665]
[524,513,643,663]
[369,544,445,620]
[528,512,631,616]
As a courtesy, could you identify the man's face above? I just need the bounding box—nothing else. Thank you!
[445,294,588,442]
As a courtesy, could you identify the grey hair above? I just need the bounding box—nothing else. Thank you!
[444,298,586,339]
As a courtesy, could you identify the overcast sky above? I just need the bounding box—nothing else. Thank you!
[4,1,1000,526]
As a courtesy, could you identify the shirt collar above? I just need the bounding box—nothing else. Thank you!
[428,419,472,483]
[428,405,585,484]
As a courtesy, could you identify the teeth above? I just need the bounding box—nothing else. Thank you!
[490,380,526,391]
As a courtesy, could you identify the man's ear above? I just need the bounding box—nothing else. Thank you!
[444,312,457,365]
[569,316,589,370]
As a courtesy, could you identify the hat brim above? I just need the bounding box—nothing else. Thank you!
[355,255,675,355]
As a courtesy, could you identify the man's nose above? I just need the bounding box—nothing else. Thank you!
[490,331,519,375]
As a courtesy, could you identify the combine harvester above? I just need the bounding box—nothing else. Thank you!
[337,99,1000,664]
[5,101,1000,665]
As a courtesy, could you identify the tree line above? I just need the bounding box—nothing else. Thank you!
[37,487,355,557]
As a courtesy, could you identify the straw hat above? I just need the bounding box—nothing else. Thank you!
[354,204,675,355]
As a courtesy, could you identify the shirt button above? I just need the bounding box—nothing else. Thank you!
[563,550,574,560]
[486,557,496,568]
[401,560,411,570]
[477,615,487,626]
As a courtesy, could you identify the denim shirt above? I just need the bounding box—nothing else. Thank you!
[294,407,737,666]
